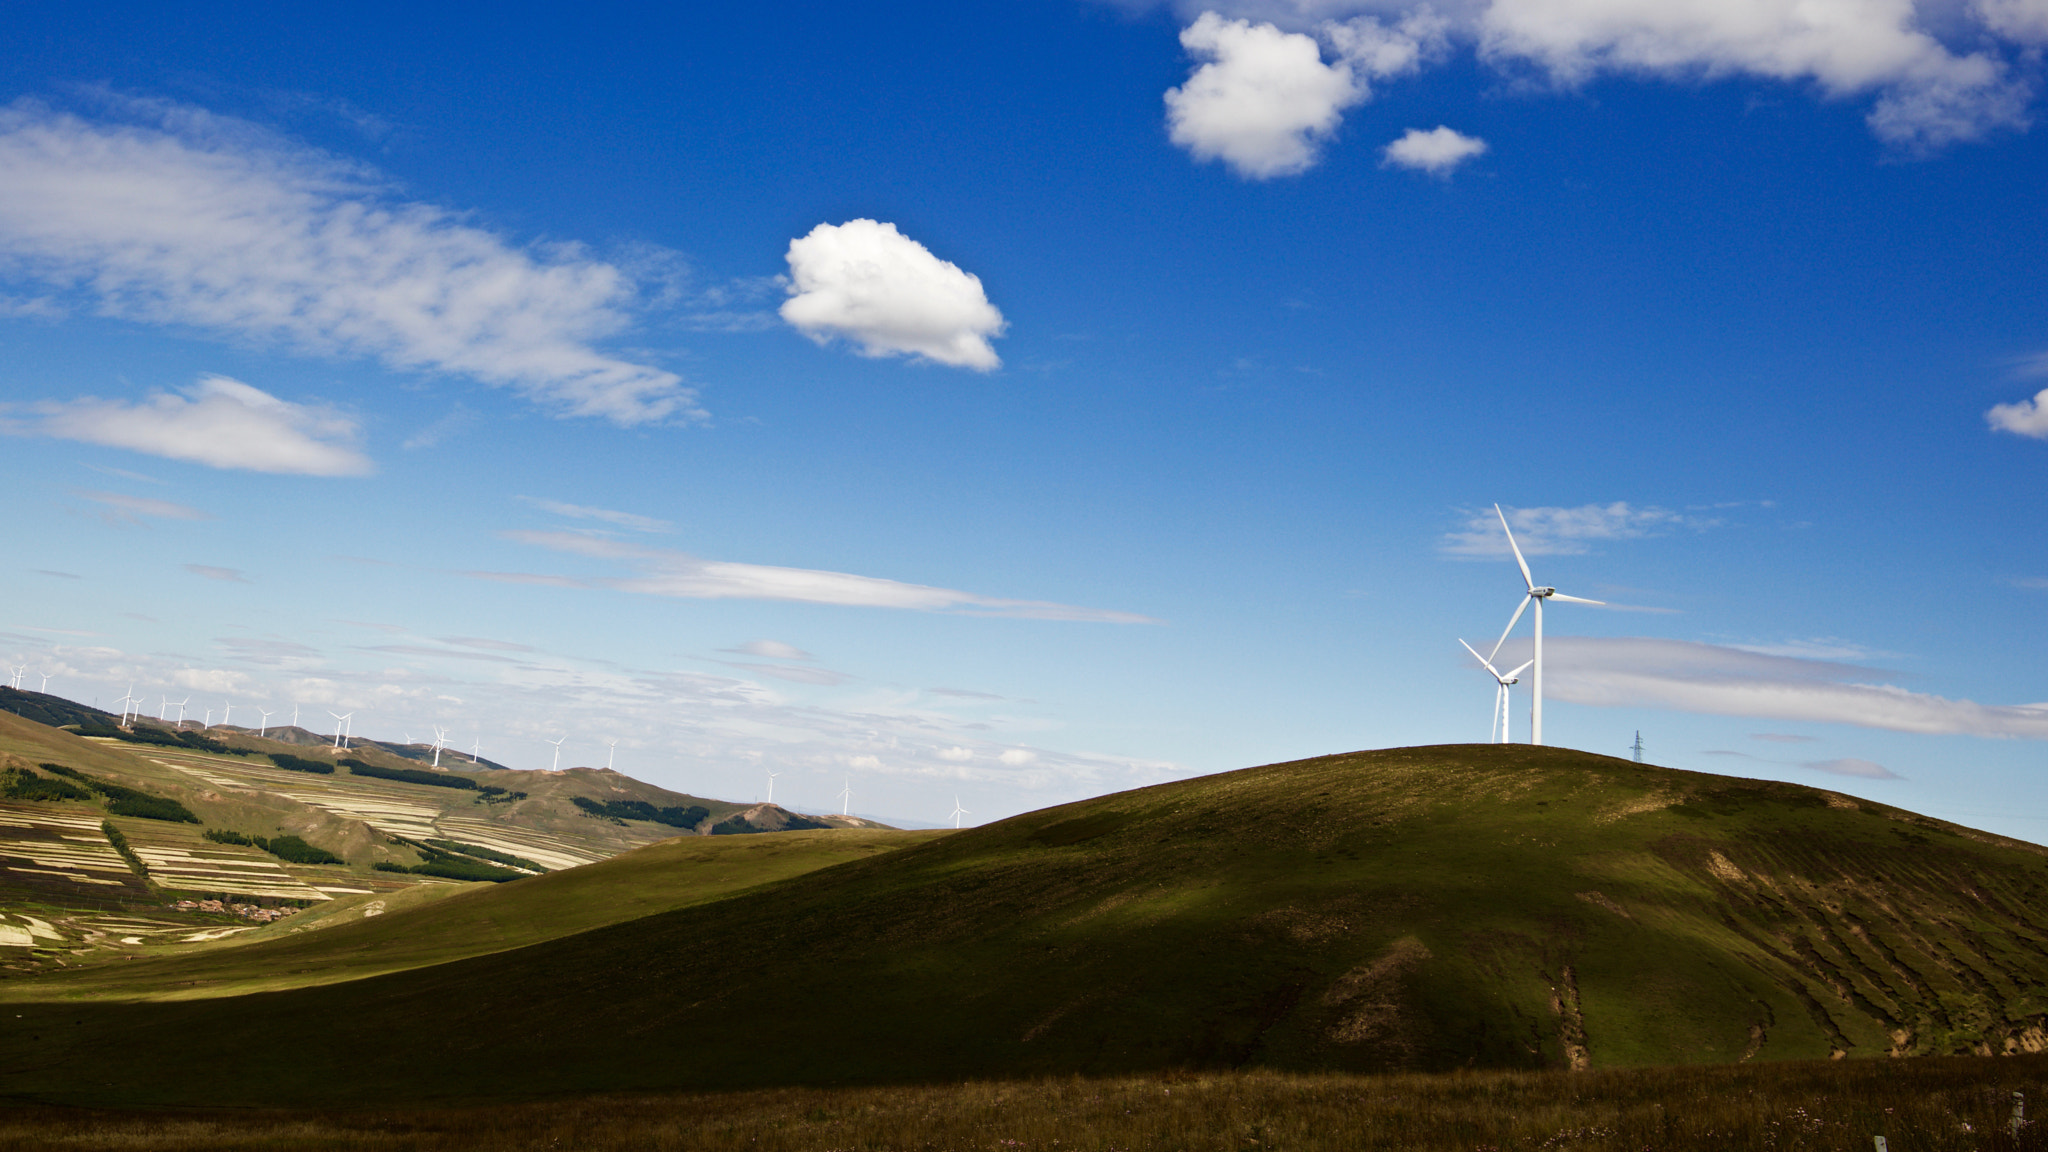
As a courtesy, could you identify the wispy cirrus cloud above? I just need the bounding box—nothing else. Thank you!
[0,97,701,425]
[1442,502,1701,557]
[184,564,248,583]
[481,530,1161,623]
[15,375,372,476]
[1498,635,2048,740]
[71,489,209,525]
[517,496,673,533]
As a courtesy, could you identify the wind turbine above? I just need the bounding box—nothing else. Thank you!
[327,710,351,749]
[158,697,170,722]
[766,772,781,804]
[172,698,189,728]
[470,736,481,765]
[546,736,566,771]
[1459,639,1533,744]
[838,777,852,816]
[604,738,618,771]
[37,670,51,692]
[203,707,214,728]
[1486,504,1605,747]
[7,665,24,690]
[432,726,449,768]
[221,701,233,728]
[258,708,275,737]
[291,704,300,730]
[114,684,138,726]
[949,795,970,829]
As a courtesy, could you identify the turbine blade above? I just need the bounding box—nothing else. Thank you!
[1457,638,1504,677]
[1549,592,1606,605]
[1505,660,1533,678]
[1487,595,1532,665]
[1495,504,1534,591]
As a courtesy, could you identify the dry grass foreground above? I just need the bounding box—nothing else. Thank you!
[4,1057,2048,1151]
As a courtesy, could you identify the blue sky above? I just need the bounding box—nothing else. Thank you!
[3,0,2047,833]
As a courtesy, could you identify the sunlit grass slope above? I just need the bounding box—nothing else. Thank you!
[2,828,940,1002]
[11,745,2048,1108]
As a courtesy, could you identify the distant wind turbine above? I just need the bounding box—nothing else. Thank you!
[37,670,51,692]
[258,708,275,737]
[605,738,618,771]
[203,707,214,728]
[327,710,352,749]
[7,665,24,690]
[172,698,189,728]
[838,776,852,816]
[470,736,481,765]
[1486,504,1604,747]
[291,704,300,729]
[114,684,138,726]
[158,696,170,722]
[949,795,970,829]
[221,700,233,728]
[432,726,449,768]
[1458,639,1533,744]
[547,736,566,771]
[766,772,781,804]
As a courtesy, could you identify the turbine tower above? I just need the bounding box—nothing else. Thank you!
[546,736,566,771]
[327,710,352,749]
[258,708,275,737]
[221,700,233,728]
[172,698,189,728]
[37,670,51,692]
[605,738,618,771]
[1487,504,1605,746]
[949,795,970,829]
[291,704,301,730]
[432,726,449,768]
[7,665,24,690]
[766,772,781,804]
[838,776,852,816]
[1458,639,1533,744]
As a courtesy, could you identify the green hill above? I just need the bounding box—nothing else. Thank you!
[8,744,2048,1108]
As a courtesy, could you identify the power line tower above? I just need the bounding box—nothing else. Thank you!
[1630,731,1645,763]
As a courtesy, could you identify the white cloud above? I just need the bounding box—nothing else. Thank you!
[780,220,1006,369]
[937,746,976,762]
[1496,635,2048,739]
[1164,13,1436,179]
[518,496,673,533]
[71,489,209,524]
[999,748,1039,765]
[1800,757,1902,779]
[1442,501,1692,557]
[184,564,248,583]
[1139,2,2036,152]
[1383,125,1489,173]
[725,640,814,660]
[0,99,700,425]
[17,375,372,476]
[489,531,1161,623]
[1988,387,2048,438]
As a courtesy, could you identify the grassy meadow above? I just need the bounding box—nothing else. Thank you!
[4,1057,2048,1150]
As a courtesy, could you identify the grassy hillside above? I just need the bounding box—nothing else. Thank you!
[3,827,940,1001]
[9,744,2048,1108]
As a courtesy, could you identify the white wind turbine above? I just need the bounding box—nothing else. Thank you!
[838,777,852,816]
[949,795,970,829]
[432,726,449,768]
[7,665,24,690]
[172,698,189,728]
[546,736,566,771]
[766,772,781,804]
[221,700,233,728]
[604,738,618,770]
[37,670,52,692]
[327,710,352,749]
[470,736,481,765]
[1486,504,1604,747]
[158,697,170,722]
[291,704,301,730]
[258,708,275,737]
[203,707,214,728]
[114,684,138,726]
[1458,639,1533,744]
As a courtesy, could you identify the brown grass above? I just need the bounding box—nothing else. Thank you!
[6,1056,2048,1151]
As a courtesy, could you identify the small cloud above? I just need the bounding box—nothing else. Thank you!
[1800,757,1903,780]
[723,640,813,660]
[937,747,975,762]
[34,569,81,579]
[442,636,536,653]
[780,220,1006,370]
[998,749,1037,766]
[1381,126,1488,175]
[1991,389,2048,438]
[928,686,1003,700]
[1751,733,1819,744]
[518,496,672,533]
[185,564,249,582]
[1442,502,1697,557]
[19,375,373,476]
[73,489,210,524]
[848,754,883,769]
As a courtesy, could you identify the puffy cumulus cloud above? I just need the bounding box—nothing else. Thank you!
[1492,635,2048,739]
[17,375,372,476]
[1988,387,2048,438]
[780,220,1006,369]
[1442,502,1694,557]
[1145,1,2038,153]
[1165,12,1437,178]
[0,99,699,425]
[484,530,1162,623]
[1383,125,1490,173]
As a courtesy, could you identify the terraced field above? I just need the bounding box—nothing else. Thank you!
[0,801,139,898]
